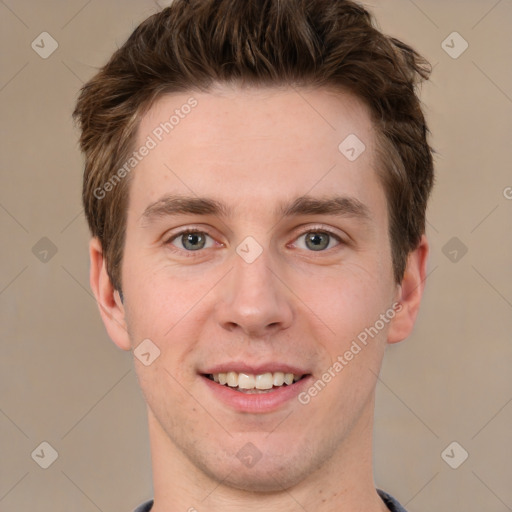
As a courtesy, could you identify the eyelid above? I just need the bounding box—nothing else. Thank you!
[288,224,346,248]
[291,223,344,239]
[164,226,220,253]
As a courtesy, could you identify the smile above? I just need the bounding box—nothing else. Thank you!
[205,371,305,393]
[200,367,312,413]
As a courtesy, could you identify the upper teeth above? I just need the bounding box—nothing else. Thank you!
[211,371,302,390]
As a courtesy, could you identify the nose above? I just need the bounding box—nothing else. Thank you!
[214,246,294,339]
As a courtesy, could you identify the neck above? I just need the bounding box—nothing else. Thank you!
[148,395,389,512]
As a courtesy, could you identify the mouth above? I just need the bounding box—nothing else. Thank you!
[200,366,312,413]
[203,371,308,394]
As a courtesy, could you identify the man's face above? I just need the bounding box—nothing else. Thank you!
[118,86,400,491]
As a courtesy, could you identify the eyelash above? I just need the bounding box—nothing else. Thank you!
[164,225,345,257]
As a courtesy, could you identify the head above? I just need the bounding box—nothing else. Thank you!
[74,0,433,497]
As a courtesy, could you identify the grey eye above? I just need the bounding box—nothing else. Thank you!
[183,232,206,250]
[303,232,331,251]
[171,231,214,251]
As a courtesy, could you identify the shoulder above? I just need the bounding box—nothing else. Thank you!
[133,500,153,512]
[133,493,405,512]
[377,488,409,512]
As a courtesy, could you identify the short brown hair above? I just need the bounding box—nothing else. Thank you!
[73,0,434,292]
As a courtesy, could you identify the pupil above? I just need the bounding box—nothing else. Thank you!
[307,232,328,251]
[185,232,204,250]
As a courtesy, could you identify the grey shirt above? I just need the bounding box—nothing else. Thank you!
[133,489,408,511]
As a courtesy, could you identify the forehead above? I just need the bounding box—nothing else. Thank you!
[137,84,374,153]
[129,85,383,221]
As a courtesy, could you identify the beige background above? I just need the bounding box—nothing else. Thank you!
[1,0,511,510]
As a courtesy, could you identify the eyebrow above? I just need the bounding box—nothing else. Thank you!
[140,193,372,226]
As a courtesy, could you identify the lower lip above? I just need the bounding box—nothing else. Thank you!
[201,375,312,413]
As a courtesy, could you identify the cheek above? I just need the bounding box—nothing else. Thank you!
[122,254,189,328]
[301,268,393,394]
[314,262,391,332]
[135,364,201,441]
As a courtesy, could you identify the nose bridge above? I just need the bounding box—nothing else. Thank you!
[216,240,293,337]
[233,245,274,301]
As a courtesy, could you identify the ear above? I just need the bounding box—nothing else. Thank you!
[387,234,429,344]
[89,237,131,351]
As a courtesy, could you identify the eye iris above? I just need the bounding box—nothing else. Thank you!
[306,232,329,251]
[183,232,205,250]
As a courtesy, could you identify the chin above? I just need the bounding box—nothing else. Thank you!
[186,436,323,494]
[203,457,309,493]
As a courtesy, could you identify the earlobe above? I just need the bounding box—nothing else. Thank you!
[387,234,429,344]
[89,237,132,351]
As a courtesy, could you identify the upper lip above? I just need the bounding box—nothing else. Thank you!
[201,362,310,376]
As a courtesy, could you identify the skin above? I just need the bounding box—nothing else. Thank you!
[90,85,428,511]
